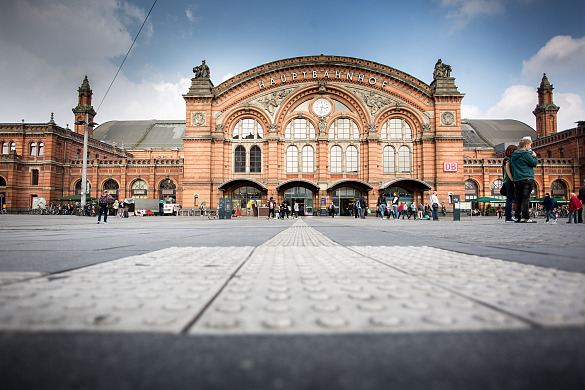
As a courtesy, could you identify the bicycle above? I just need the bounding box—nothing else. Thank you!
[208,210,218,219]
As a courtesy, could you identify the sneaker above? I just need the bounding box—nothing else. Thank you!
[545,221,550,224]
[525,219,537,223]
[552,220,557,224]
[97,221,100,224]
[515,219,523,223]
[104,221,108,224]
[505,219,515,222]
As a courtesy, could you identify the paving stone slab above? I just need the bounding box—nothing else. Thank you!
[0,247,253,333]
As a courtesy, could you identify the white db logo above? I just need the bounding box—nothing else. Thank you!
[443,162,458,172]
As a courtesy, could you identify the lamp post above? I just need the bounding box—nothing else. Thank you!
[74,113,98,208]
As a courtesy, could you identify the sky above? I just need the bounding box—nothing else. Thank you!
[1,0,584,132]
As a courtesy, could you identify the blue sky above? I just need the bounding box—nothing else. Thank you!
[1,0,584,131]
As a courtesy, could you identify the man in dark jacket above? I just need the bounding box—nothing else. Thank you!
[543,193,556,224]
[510,138,538,223]
[578,180,585,223]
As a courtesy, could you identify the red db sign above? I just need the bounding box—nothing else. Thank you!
[443,162,458,172]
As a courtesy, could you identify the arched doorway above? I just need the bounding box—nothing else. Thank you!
[102,179,119,200]
[75,179,91,197]
[551,179,567,199]
[283,187,314,216]
[231,185,262,216]
[159,179,176,202]
[131,179,148,198]
[331,186,362,216]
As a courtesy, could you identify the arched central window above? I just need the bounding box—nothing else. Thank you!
[285,119,315,139]
[330,146,342,173]
[234,146,246,173]
[346,146,358,173]
[286,145,299,173]
[383,146,395,173]
[491,179,504,199]
[465,180,478,201]
[398,146,411,172]
[250,146,261,173]
[328,118,359,139]
[131,179,147,198]
[302,145,314,173]
[380,118,412,140]
[551,179,567,198]
[232,118,263,139]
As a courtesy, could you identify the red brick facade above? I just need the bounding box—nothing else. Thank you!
[1,56,583,213]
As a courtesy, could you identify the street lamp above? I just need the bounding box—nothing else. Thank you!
[74,113,98,208]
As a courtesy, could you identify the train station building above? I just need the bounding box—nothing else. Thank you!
[0,55,583,214]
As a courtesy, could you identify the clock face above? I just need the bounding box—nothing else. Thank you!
[313,98,332,116]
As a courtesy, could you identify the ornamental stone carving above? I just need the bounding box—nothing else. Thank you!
[193,60,210,79]
[440,111,456,127]
[318,118,327,134]
[255,88,295,116]
[433,59,452,80]
[191,111,206,127]
[215,123,225,133]
[348,88,394,116]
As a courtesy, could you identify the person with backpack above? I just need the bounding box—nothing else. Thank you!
[97,190,113,224]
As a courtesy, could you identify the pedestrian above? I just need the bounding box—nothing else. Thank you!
[543,193,556,224]
[502,144,518,222]
[292,201,298,218]
[97,190,113,224]
[497,205,503,219]
[118,200,125,217]
[113,199,119,217]
[329,203,336,218]
[267,197,276,219]
[578,179,585,223]
[510,138,538,223]
[418,203,424,219]
[356,198,363,219]
[377,191,386,220]
[410,202,417,219]
[391,192,399,219]
[441,202,447,217]
[282,199,290,219]
[429,191,440,221]
[400,203,406,219]
[567,192,582,224]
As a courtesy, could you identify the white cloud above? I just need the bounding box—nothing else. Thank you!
[522,35,585,76]
[437,0,505,29]
[185,6,201,23]
[462,85,585,131]
[222,73,235,82]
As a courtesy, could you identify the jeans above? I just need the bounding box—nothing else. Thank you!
[504,180,515,219]
[357,207,363,219]
[545,209,555,222]
[568,210,578,223]
[97,206,108,222]
[514,179,533,220]
[379,204,386,219]
[392,205,398,219]
[432,206,439,220]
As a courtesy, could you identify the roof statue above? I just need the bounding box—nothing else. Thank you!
[433,59,452,80]
[193,60,210,79]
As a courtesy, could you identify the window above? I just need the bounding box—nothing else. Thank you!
[302,145,314,173]
[232,118,264,139]
[346,146,358,173]
[330,146,342,173]
[1,142,7,154]
[250,146,261,173]
[76,149,80,159]
[31,169,39,185]
[491,179,504,198]
[328,118,359,139]
[285,119,315,139]
[383,146,395,173]
[30,142,37,156]
[380,118,412,140]
[103,179,119,200]
[398,146,410,172]
[286,146,298,173]
[10,142,16,152]
[551,179,567,198]
[559,147,564,158]
[38,142,44,156]
[465,180,478,201]
[235,146,246,173]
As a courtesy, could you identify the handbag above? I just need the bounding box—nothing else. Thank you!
[500,184,507,196]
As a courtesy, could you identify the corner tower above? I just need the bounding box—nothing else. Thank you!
[533,73,559,139]
[72,76,97,137]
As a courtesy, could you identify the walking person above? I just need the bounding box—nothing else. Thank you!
[502,144,518,222]
[377,192,386,220]
[113,199,119,217]
[543,193,557,224]
[97,190,113,224]
[510,138,538,223]
[411,202,417,219]
[567,192,582,224]
[391,193,399,219]
[267,197,276,219]
[329,203,336,218]
[430,191,440,221]
[578,180,585,223]
[418,203,424,219]
[356,198,363,219]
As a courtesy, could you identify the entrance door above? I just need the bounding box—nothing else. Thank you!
[332,186,362,216]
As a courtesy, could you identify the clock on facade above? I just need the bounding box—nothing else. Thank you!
[313,98,332,116]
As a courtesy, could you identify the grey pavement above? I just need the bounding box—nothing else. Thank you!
[0,214,584,389]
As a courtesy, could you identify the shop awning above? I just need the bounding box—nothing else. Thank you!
[217,178,268,192]
[327,179,373,191]
[275,179,320,191]
[379,178,432,191]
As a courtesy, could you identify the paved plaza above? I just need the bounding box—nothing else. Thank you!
[0,214,584,389]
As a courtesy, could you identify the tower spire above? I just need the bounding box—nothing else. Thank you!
[72,76,97,137]
[533,73,559,138]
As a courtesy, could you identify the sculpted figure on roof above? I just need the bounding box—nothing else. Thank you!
[193,60,210,79]
[433,59,452,80]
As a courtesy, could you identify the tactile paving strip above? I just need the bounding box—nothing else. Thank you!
[350,246,585,328]
[0,247,253,332]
